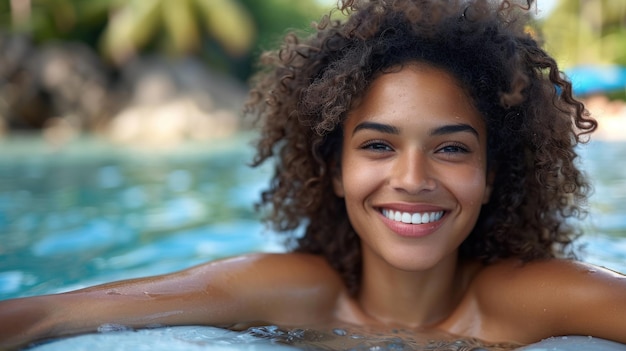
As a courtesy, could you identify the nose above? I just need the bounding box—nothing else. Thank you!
[388,150,437,194]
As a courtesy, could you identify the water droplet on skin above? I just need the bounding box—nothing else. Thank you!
[333,328,348,336]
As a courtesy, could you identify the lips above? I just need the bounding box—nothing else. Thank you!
[376,205,447,238]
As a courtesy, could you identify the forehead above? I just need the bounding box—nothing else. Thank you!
[345,63,485,134]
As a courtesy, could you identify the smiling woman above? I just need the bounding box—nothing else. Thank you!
[333,64,491,282]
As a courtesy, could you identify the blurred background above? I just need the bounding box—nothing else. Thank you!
[0,0,338,299]
[0,0,624,142]
[0,0,625,301]
[0,0,332,144]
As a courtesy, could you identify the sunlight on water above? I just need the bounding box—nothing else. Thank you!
[0,134,285,299]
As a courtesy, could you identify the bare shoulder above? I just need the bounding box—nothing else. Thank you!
[475,257,625,284]
[474,258,626,298]
[470,258,626,343]
[198,252,347,325]
[202,252,343,288]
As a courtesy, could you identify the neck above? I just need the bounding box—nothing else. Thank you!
[357,250,466,328]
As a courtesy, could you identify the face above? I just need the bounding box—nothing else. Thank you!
[333,63,492,272]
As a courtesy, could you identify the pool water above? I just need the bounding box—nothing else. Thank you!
[576,140,626,271]
[1,135,625,351]
[0,134,285,300]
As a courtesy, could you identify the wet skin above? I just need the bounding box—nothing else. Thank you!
[1,64,626,350]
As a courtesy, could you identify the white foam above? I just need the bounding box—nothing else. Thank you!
[29,326,299,351]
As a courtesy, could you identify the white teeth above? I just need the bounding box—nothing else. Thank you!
[411,213,421,224]
[401,212,411,223]
[382,209,444,224]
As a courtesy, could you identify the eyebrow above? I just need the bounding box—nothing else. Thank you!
[429,123,479,138]
[352,122,400,135]
[352,121,479,138]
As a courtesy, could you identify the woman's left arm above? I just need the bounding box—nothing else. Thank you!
[474,259,626,345]
[547,260,626,343]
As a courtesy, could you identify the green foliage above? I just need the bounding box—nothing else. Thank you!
[539,0,626,68]
[1,0,329,81]
[99,0,258,65]
[236,0,331,79]
[241,0,328,50]
[12,0,110,44]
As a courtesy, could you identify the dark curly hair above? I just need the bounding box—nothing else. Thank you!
[245,0,597,295]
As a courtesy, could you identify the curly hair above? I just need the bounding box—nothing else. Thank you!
[245,0,597,295]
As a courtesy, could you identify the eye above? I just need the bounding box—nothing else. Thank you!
[361,140,394,152]
[437,143,470,154]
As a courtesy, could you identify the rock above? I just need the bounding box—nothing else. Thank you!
[106,56,247,147]
[0,33,249,145]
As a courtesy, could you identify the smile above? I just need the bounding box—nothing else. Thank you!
[381,209,444,224]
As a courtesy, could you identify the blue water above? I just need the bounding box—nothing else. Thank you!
[577,140,626,271]
[0,136,625,303]
[0,134,285,299]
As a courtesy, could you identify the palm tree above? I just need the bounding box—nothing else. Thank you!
[101,0,255,64]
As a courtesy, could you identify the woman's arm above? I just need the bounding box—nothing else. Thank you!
[475,259,626,345]
[0,253,342,350]
[543,261,626,343]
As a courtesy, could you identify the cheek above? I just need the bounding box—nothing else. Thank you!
[341,159,383,201]
[444,166,488,207]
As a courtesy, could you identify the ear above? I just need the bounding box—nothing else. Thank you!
[482,169,495,204]
[331,161,345,198]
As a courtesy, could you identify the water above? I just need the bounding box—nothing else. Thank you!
[25,325,522,351]
[0,134,284,299]
[0,135,625,351]
[577,140,626,271]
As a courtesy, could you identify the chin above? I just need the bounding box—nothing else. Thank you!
[384,250,452,272]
